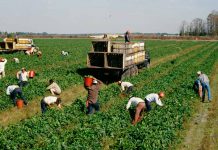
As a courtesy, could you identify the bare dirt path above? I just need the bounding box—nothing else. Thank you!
[177,62,218,150]
[0,44,204,127]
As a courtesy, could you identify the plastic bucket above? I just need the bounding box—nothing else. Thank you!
[16,99,23,109]
[29,70,35,78]
[84,77,93,87]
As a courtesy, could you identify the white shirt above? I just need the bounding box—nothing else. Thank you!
[17,71,28,81]
[145,93,163,106]
[121,82,133,91]
[6,85,19,95]
[13,58,19,63]
[0,59,7,72]
[126,97,144,110]
[46,82,61,94]
[44,96,58,104]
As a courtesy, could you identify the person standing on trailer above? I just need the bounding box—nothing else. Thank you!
[6,84,28,106]
[46,79,62,95]
[144,92,165,112]
[124,30,131,43]
[0,57,7,79]
[118,81,133,94]
[126,97,145,125]
[40,96,62,114]
[85,78,103,114]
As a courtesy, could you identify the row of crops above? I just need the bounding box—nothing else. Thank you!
[0,39,201,110]
[0,39,217,149]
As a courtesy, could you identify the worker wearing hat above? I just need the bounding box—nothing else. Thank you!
[144,92,165,112]
[85,78,103,114]
[0,57,7,79]
[17,67,29,87]
[197,71,211,102]
[118,81,133,94]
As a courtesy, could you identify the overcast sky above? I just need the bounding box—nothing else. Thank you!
[0,0,217,34]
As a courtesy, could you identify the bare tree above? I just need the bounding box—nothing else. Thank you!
[207,10,218,36]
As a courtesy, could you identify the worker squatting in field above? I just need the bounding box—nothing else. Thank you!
[46,79,62,95]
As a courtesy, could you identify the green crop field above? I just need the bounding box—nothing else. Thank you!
[0,39,217,149]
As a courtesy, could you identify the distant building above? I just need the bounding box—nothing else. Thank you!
[207,11,218,36]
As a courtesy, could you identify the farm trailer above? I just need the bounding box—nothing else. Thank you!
[87,39,150,80]
[0,38,38,53]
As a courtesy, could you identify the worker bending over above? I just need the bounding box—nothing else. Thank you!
[144,92,165,112]
[118,81,133,94]
[41,96,62,114]
[126,97,145,125]
[6,85,28,106]
[197,71,211,102]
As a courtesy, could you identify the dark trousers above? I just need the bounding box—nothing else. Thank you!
[126,86,133,94]
[145,99,151,112]
[18,81,29,88]
[10,88,27,106]
[87,101,100,114]
[41,98,48,114]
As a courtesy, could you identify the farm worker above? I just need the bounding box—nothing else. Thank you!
[118,81,133,94]
[0,57,7,79]
[124,30,131,43]
[85,78,103,114]
[193,79,202,98]
[61,51,69,56]
[126,97,145,125]
[46,79,62,95]
[17,67,29,87]
[25,47,34,55]
[13,58,20,63]
[37,50,42,58]
[6,85,28,106]
[197,71,211,102]
[144,92,165,112]
[40,96,62,114]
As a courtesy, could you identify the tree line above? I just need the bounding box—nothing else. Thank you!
[180,10,218,36]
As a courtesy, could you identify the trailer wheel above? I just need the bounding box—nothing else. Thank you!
[121,68,131,80]
[130,66,138,76]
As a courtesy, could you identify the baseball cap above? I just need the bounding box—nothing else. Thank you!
[93,79,98,84]
[197,71,201,75]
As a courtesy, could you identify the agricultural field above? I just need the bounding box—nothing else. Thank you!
[0,39,217,149]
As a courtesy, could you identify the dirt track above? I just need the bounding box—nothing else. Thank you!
[177,62,218,150]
